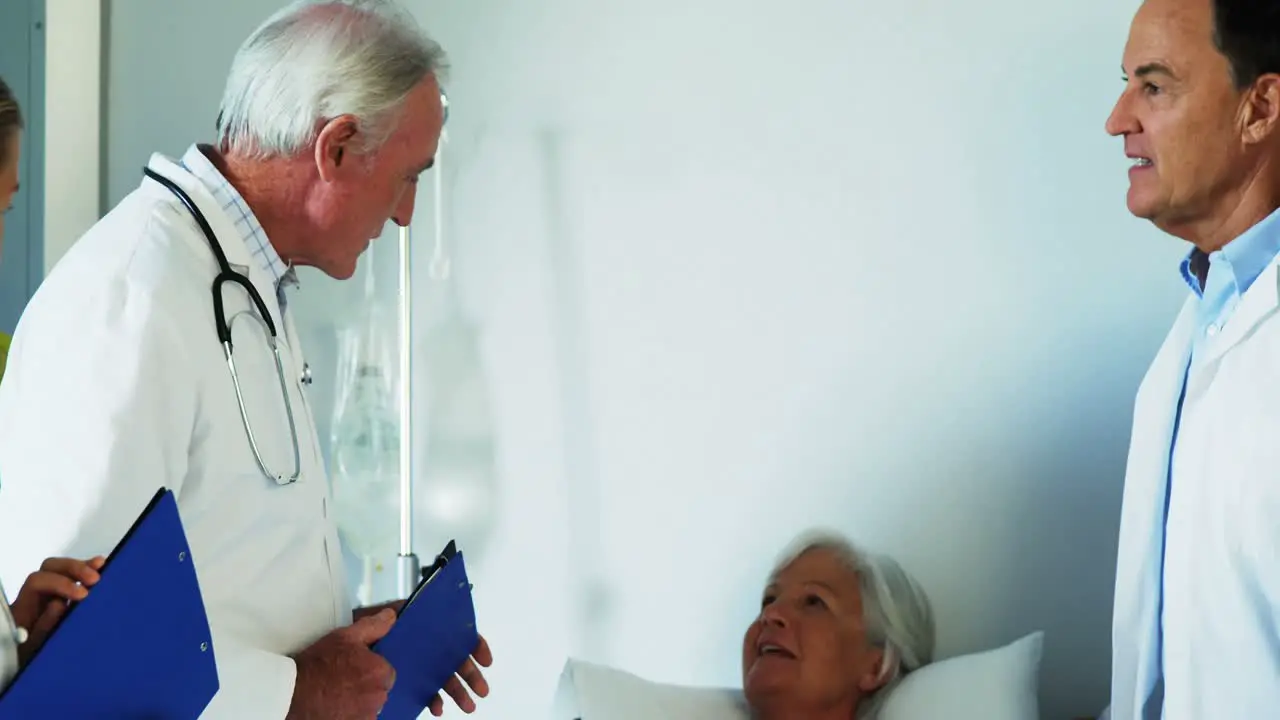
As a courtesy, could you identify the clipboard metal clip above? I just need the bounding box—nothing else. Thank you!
[400,540,470,616]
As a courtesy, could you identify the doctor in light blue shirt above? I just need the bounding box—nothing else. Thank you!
[1102,0,1280,719]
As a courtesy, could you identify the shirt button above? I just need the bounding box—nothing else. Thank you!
[1207,324,1219,337]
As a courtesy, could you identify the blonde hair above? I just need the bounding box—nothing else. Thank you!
[0,75,22,169]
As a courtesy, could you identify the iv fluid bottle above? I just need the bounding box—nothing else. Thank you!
[329,362,402,559]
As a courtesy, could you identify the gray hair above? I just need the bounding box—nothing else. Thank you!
[215,0,449,159]
[770,529,936,718]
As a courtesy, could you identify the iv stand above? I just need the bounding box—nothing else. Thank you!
[395,92,452,600]
[395,221,419,599]
[395,95,449,599]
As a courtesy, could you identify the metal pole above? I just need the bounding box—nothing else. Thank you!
[395,222,420,598]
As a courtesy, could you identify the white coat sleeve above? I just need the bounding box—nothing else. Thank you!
[0,271,299,718]
[0,581,18,693]
[0,273,193,587]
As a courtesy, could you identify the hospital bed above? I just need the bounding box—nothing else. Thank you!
[549,632,1046,720]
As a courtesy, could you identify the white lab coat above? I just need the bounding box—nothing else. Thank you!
[0,152,352,718]
[0,581,18,692]
[1110,256,1280,718]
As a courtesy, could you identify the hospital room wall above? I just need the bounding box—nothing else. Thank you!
[93,0,1190,718]
[42,0,100,274]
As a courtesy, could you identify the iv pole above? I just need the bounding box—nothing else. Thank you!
[395,218,419,598]
[396,91,452,599]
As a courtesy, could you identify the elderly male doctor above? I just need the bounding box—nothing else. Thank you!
[1103,0,1280,718]
[0,1,491,718]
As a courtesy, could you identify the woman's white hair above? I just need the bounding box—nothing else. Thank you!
[770,529,936,718]
[215,0,449,159]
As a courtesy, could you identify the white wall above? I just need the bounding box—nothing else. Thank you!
[104,0,1194,718]
[43,0,101,273]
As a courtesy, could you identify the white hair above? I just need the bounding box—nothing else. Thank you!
[215,0,449,159]
[770,529,936,718]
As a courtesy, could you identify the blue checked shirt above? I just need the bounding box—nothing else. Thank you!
[178,144,300,312]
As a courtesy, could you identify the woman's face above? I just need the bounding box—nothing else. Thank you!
[0,130,20,252]
[741,548,887,715]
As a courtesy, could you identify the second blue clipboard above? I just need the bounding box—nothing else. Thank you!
[372,541,480,720]
[0,487,219,719]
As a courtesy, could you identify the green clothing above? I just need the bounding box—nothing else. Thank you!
[0,332,9,385]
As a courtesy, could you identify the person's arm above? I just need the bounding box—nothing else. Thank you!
[0,273,196,587]
[0,269,315,717]
[0,271,304,716]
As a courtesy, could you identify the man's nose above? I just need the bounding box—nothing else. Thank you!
[1105,92,1136,137]
[391,186,417,227]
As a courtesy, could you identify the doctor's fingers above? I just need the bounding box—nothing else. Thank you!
[37,556,105,587]
[19,569,92,606]
[455,653,490,697]
[471,634,494,667]
[16,601,70,664]
[356,648,397,692]
[32,601,67,637]
[439,670,483,713]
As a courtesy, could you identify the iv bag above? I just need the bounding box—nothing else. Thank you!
[409,119,499,562]
[413,278,499,562]
[329,260,402,560]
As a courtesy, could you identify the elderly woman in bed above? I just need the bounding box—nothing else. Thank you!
[742,530,936,719]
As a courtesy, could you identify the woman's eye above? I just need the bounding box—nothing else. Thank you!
[760,594,775,608]
[798,591,829,607]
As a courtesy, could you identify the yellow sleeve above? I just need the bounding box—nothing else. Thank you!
[0,332,10,385]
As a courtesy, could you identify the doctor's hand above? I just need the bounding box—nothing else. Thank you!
[10,555,106,665]
[287,608,398,720]
[426,634,493,717]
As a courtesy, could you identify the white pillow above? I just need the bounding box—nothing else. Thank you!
[550,660,749,720]
[549,631,1043,720]
[879,631,1043,720]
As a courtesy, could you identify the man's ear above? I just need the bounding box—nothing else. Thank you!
[1242,74,1280,146]
[314,115,360,182]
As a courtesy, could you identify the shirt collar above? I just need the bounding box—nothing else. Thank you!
[178,144,300,309]
[1179,206,1280,298]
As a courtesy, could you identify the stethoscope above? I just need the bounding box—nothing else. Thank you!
[142,166,304,486]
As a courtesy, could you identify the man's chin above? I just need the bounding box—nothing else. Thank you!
[316,258,359,281]
[1125,190,1162,222]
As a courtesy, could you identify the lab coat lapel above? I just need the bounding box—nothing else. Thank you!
[1111,295,1195,720]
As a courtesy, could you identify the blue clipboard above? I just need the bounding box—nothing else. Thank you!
[372,540,480,720]
[0,487,219,719]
